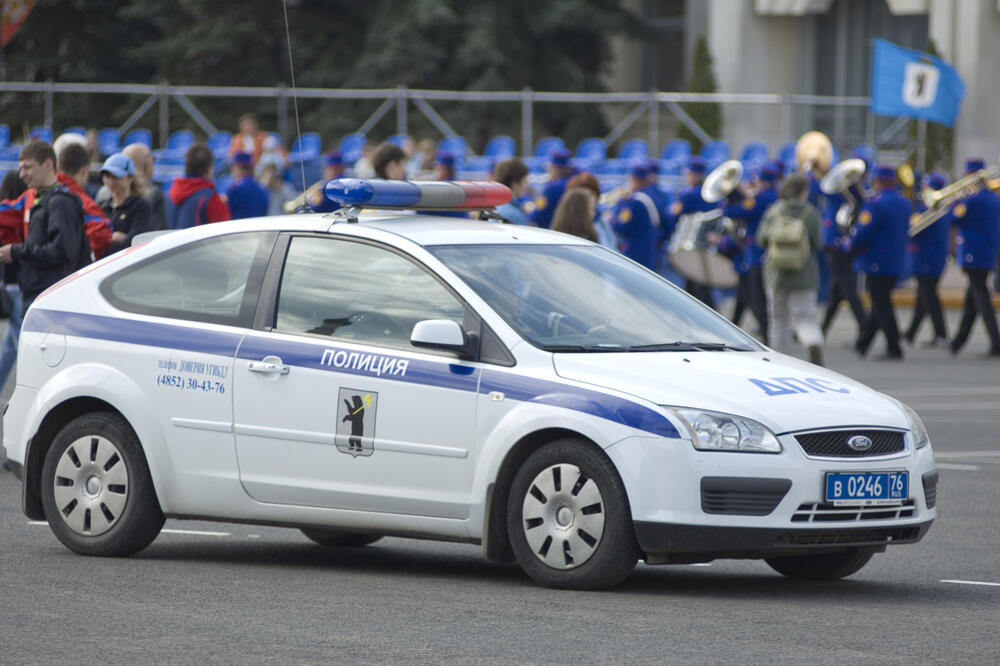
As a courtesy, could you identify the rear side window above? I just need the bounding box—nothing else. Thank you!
[101,232,274,326]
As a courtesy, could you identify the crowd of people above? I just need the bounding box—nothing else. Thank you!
[0,120,998,417]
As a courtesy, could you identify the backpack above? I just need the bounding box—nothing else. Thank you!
[767,211,810,272]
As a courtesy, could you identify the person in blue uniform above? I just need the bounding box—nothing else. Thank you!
[849,164,911,359]
[903,172,950,346]
[224,152,269,219]
[820,182,868,338]
[666,156,718,306]
[530,149,574,229]
[719,164,778,342]
[949,158,1000,356]
[610,162,660,270]
[310,151,346,213]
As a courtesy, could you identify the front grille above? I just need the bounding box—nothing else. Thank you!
[791,500,915,523]
[794,429,906,458]
[776,527,922,547]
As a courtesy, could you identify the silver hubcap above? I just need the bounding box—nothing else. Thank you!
[52,435,129,536]
[521,463,605,570]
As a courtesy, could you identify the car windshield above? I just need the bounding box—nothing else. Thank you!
[429,244,762,352]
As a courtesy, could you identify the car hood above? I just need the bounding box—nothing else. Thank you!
[552,351,907,434]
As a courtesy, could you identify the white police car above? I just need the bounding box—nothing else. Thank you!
[3,179,937,590]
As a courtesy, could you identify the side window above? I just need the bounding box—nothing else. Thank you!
[275,236,468,352]
[102,232,271,326]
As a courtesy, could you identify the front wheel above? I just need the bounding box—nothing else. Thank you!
[300,529,383,548]
[40,412,163,556]
[506,438,639,590]
[765,549,875,580]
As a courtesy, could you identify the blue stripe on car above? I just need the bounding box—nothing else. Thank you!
[24,309,680,438]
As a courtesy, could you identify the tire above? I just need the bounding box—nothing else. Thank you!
[506,438,639,590]
[765,549,875,580]
[40,412,164,557]
[300,529,383,548]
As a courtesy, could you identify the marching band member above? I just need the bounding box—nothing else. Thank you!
[717,164,778,343]
[850,164,911,360]
[903,172,950,347]
[666,156,718,306]
[610,162,660,270]
[820,171,868,338]
[530,149,574,229]
[948,158,1000,356]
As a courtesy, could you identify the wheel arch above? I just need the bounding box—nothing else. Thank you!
[482,427,604,564]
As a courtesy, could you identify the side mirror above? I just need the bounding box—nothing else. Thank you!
[410,319,466,350]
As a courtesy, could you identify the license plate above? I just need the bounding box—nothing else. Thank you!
[825,471,908,506]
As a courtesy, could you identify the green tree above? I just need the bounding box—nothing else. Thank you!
[919,40,954,174]
[678,35,721,153]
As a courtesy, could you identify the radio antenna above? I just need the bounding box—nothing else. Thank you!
[282,0,307,194]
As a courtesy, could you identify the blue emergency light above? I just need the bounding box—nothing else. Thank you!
[325,179,512,210]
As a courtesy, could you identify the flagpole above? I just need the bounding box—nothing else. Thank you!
[917,119,927,174]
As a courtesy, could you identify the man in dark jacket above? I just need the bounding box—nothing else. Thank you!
[0,141,92,312]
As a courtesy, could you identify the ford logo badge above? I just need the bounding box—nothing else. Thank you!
[847,435,873,452]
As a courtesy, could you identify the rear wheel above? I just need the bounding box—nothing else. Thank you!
[300,529,383,548]
[506,438,639,590]
[765,549,875,580]
[40,412,163,556]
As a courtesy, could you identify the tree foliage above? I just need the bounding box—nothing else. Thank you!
[0,0,641,151]
[677,35,722,153]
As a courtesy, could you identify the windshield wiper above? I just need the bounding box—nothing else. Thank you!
[627,342,753,352]
[541,344,626,353]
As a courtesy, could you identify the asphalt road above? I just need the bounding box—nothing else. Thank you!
[1,307,998,664]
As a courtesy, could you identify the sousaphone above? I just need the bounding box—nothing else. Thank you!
[820,158,867,229]
[795,131,834,176]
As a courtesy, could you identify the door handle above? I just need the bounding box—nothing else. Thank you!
[248,355,290,375]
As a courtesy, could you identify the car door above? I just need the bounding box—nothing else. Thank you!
[232,234,481,518]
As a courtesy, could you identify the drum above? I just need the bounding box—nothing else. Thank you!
[668,210,739,289]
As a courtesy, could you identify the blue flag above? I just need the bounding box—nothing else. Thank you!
[870,39,964,126]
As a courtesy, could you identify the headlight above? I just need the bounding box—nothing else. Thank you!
[672,408,782,453]
[896,400,930,449]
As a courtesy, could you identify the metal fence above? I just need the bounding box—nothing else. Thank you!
[0,80,913,160]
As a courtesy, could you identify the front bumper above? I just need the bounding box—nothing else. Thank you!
[635,518,934,564]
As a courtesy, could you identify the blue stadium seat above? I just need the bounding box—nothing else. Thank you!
[0,124,11,149]
[98,127,120,156]
[533,136,565,158]
[387,133,410,148]
[124,128,153,149]
[700,140,730,170]
[459,156,493,177]
[338,133,366,165]
[660,139,691,162]
[777,142,796,169]
[438,135,468,159]
[740,141,769,164]
[29,126,52,144]
[484,135,515,160]
[207,130,232,158]
[288,132,322,162]
[593,159,627,175]
[852,143,875,165]
[64,126,86,136]
[152,153,185,184]
[618,138,648,161]
[575,137,606,163]
[168,129,195,153]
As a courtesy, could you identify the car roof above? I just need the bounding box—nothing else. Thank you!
[154,211,591,249]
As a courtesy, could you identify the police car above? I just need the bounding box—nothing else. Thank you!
[2,179,937,590]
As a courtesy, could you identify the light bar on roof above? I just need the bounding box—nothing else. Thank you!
[324,178,511,210]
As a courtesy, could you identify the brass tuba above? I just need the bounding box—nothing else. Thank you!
[820,158,867,229]
[701,160,744,203]
[794,131,834,176]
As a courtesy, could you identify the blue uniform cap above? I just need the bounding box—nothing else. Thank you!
[232,151,253,166]
[629,161,650,179]
[759,164,779,182]
[874,164,896,181]
[925,172,946,190]
[325,151,344,167]
[965,158,985,173]
[100,153,136,178]
[688,156,706,174]
[549,149,571,167]
[436,152,456,169]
